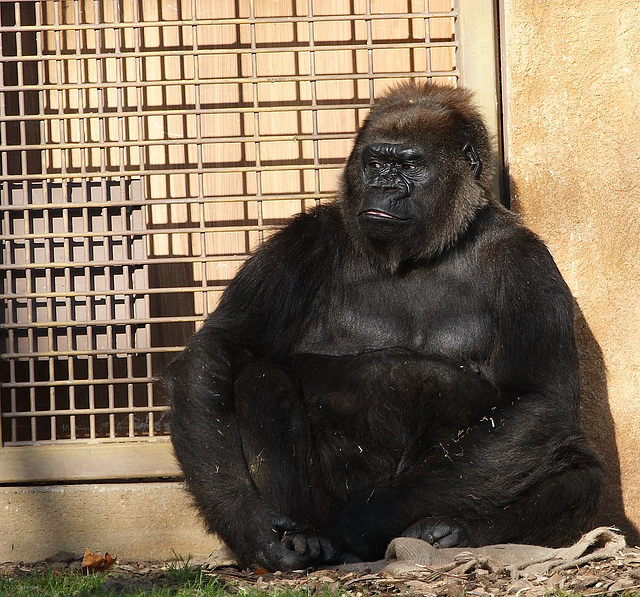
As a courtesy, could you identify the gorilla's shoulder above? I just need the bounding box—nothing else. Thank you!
[241,204,346,282]
[474,203,548,251]
[286,203,343,232]
[262,203,346,253]
[473,204,568,289]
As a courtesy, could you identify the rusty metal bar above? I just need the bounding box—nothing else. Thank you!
[0,11,458,33]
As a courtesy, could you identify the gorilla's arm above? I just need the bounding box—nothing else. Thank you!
[167,335,307,570]
[165,210,339,569]
[329,234,602,558]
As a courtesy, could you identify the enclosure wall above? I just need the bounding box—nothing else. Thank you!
[501,0,640,544]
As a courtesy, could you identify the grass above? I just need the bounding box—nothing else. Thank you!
[0,571,210,595]
[0,559,214,596]
[0,569,227,596]
[0,570,104,597]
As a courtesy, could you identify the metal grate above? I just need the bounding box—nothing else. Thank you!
[0,0,458,446]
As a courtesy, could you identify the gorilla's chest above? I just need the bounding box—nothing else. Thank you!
[298,263,494,360]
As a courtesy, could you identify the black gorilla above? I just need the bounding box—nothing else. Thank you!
[165,82,602,571]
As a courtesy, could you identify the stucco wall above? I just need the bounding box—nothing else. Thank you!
[501,0,640,542]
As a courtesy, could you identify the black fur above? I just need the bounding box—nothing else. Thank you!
[165,82,602,570]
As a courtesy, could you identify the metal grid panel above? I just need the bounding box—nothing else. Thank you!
[0,0,458,447]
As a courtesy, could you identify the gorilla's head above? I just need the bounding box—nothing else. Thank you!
[340,82,494,265]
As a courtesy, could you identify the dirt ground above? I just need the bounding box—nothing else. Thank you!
[3,546,640,596]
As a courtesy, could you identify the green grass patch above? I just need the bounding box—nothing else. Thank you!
[0,569,104,597]
[0,568,220,596]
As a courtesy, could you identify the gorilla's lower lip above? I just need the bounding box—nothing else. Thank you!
[358,209,410,221]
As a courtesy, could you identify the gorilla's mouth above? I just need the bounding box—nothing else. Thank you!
[358,209,410,222]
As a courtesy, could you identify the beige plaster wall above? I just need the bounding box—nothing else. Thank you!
[0,482,234,564]
[501,0,640,543]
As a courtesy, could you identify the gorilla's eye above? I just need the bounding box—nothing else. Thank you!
[401,163,417,171]
[369,161,382,169]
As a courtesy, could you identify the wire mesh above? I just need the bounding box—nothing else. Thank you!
[0,0,458,446]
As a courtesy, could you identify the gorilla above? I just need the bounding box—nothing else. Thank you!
[165,81,602,571]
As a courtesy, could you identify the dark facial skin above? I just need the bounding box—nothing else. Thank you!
[358,143,432,242]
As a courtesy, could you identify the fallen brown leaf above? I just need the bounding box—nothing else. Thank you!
[82,547,115,574]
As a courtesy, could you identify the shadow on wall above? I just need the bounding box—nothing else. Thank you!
[507,170,637,545]
[575,305,639,546]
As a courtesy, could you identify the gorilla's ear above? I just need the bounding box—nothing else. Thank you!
[463,142,482,179]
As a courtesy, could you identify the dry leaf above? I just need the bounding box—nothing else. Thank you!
[82,547,115,573]
[253,566,269,575]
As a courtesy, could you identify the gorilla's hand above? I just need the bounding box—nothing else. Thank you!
[257,516,342,570]
[280,527,343,565]
[239,514,309,571]
[402,517,470,548]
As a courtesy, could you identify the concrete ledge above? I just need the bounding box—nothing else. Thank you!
[0,442,181,484]
[0,481,235,564]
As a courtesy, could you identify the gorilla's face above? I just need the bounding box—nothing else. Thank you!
[357,142,434,243]
[339,82,493,264]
